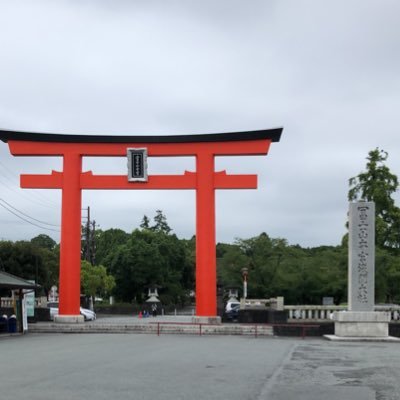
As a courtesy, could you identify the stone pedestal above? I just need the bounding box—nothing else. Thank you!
[54,315,84,324]
[325,202,400,341]
[325,311,395,341]
[192,316,221,325]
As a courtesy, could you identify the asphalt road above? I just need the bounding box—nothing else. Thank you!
[1,334,400,399]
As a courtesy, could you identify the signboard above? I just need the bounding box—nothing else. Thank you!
[22,296,28,332]
[25,280,35,317]
[127,148,148,182]
[322,297,334,306]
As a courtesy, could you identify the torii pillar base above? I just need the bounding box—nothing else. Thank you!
[54,315,85,324]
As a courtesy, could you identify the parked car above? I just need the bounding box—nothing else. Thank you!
[47,302,96,321]
[225,301,240,313]
[225,304,240,322]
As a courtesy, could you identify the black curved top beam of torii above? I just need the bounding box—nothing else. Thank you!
[0,128,282,143]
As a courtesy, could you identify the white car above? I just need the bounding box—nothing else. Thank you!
[225,301,240,313]
[47,302,96,321]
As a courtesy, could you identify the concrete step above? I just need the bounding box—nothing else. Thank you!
[27,322,274,336]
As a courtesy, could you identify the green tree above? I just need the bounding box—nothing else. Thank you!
[94,228,129,265]
[375,248,400,303]
[0,240,59,295]
[31,234,56,250]
[218,234,347,305]
[179,236,196,293]
[349,148,400,250]
[219,233,291,299]
[217,243,248,290]
[152,210,171,234]
[299,246,347,304]
[238,233,288,298]
[30,235,59,290]
[81,260,116,300]
[140,215,150,229]
[104,228,191,305]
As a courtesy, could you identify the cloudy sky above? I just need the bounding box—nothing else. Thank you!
[0,0,399,248]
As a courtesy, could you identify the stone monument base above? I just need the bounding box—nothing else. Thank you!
[54,315,85,324]
[325,311,395,341]
[192,316,221,325]
[324,334,400,342]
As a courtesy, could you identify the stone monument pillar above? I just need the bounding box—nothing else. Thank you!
[348,201,375,312]
[329,201,393,340]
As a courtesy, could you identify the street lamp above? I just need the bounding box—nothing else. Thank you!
[241,267,249,300]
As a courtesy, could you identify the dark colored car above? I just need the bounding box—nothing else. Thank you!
[225,304,240,322]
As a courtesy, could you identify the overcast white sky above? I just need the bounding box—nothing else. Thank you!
[0,0,400,248]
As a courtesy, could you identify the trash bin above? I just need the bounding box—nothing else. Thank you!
[8,315,17,333]
[0,315,8,333]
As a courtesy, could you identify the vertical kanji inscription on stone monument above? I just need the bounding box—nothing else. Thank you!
[348,201,375,312]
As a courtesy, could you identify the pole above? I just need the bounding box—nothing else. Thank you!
[241,267,249,300]
[91,220,96,265]
[59,152,82,316]
[85,206,90,262]
[195,150,216,317]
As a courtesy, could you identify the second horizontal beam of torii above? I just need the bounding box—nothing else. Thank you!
[20,170,257,190]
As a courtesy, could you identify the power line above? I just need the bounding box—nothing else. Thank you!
[0,201,60,232]
[0,175,58,209]
[0,159,19,177]
[0,160,59,209]
[0,198,59,227]
[0,201,60,233]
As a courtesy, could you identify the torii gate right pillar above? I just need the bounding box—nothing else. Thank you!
[195,150,217,318]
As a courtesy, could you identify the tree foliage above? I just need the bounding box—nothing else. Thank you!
[151,210,172,234]
[81,260,115,299]
[4,194,400,306]
[31,234,57,251]
[349,148,400,250]
[103,228,192,304]
[140,215,150,229]
[346,148,400,302]
[94,228,129,266]
[218,233,348,305]
[0,240,59,295]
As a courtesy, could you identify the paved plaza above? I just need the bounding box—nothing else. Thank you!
[1,332,400,399]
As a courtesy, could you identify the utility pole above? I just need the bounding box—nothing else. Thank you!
[85,206,91,262]
[82,206,96,266]
[90,219,96,266]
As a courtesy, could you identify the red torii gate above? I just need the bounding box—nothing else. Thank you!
[0,129,282,323]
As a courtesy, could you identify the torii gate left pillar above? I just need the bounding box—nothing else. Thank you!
[0,129,282,324]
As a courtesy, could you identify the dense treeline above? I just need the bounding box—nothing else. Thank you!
[1,220,400,305]
[217,236,348,305]
[2,149,400,305]
[0,234,59,297]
